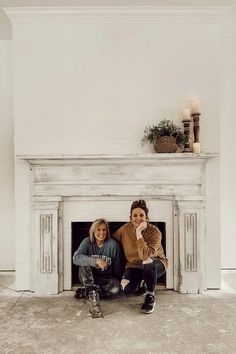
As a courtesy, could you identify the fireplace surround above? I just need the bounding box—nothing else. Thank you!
[16,153,217,294]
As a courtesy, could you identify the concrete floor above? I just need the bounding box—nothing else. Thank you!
[1,271,236,354]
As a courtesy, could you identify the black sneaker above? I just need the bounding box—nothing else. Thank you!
[88,289,103,318]
[140,294,156,314]
[74,287,85,299]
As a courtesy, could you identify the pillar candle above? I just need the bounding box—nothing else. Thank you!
[193,142,201,153]
[190,99,201,114]
[182,108,190,120]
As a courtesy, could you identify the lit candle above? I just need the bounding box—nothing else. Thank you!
[193,142,201,153]
[190,99,201,114]
[182,108,190,120]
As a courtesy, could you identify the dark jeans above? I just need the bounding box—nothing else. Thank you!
[122,258,166,294]
[79,266,121,299]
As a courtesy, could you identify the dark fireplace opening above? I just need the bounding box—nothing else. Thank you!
[71,221,166,287]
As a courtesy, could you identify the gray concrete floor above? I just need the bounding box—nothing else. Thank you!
[1,271,236,354]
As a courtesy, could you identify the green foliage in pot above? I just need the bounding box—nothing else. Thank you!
[142,119,186,148]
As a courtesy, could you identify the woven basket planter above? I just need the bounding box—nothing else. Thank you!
[154,136,178,153]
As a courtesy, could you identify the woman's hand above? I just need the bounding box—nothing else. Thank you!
[96,258,108,271]
[136,221,147,239]
[136,221,147,233]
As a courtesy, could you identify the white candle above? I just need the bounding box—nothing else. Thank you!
[193,142,201,153]
[191,99,201,114]
[182,108,190,120]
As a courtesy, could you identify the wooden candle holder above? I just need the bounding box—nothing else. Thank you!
[192,113,201,143]
[182,118,191,152]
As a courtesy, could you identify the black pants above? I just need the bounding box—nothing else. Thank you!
[122,258,166,294]
[79,266,121,298]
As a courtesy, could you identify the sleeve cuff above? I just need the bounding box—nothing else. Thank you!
[137,237,145,247]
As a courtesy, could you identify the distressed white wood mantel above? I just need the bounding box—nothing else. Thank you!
[17,153,218,295]
[18,152,217,162]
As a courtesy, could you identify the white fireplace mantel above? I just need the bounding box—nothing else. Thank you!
[17,152,218,164]
[15,153,218,295]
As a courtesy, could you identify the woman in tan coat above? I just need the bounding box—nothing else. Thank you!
[113,200,168,314]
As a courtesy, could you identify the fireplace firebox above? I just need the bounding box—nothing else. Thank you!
[71,221,166,287]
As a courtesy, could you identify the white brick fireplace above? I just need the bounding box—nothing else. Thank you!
[16,153,217,295]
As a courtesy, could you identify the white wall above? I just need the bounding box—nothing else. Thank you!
[221,10,236,269]
[8,8,222,289]
[13,22,221,155]
[0,40,15,270]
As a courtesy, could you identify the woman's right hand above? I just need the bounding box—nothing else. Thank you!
[96,258,108,271]
[136,221,147,240]
[136,221,147,233]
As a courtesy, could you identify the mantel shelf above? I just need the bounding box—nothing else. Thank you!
[17,153,219,165]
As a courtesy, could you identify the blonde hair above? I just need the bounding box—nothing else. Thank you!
[89,218,110,243]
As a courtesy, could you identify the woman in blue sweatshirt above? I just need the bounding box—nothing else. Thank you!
[73,218,123,317]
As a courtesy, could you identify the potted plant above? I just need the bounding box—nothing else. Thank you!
[142,119,186,153]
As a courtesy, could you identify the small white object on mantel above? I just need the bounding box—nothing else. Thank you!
[193,142,201,153]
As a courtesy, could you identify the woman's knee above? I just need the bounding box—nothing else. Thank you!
[142,257,153,265]
[109,284,121,296]
[142,261,155,272]
[100,278,121,298]
[109,278,121,295]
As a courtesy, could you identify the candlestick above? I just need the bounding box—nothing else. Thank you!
[182,116,191,153]
[192,113,200,143]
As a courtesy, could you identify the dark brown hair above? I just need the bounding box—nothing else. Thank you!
[130,200,149,219]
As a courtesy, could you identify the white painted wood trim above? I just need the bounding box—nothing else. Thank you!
[17,153,218,165]
[4,6,229,25]
[33,202,61,294]
[177,200,205,294]
[16,153,215,294]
